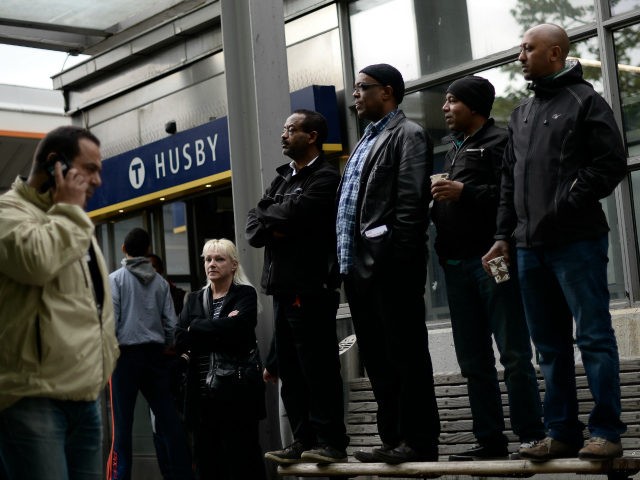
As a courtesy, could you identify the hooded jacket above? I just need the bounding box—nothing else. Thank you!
[109,257,176,346]
[431,119,507,261]
[246,156,340,295]
[0,177,119,412]
[496,61,627,247]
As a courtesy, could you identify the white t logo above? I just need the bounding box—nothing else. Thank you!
[129,157,145,189]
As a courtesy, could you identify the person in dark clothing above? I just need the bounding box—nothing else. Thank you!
[483,23,627,461]
[147,252,188,480]
[431,75,544,461]
[246,109,348,464]
[337,63,440,464]
[108,228,193,480]
[175,239,266,480]
[148,253,187,316]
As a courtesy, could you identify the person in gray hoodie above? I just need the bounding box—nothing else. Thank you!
[108,227,193,480]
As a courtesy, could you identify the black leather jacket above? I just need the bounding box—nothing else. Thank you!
[338,110,433,281]
[496,61,626,247]
[431,119,507,261]
[246,156,340,295]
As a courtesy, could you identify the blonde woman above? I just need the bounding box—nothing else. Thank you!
[175,239,266,479]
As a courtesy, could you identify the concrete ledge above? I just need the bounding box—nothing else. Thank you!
[612,308,640,357]
[278,457,640,478]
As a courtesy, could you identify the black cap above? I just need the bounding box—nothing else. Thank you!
[360,63,405,104]
[446,75,495,118]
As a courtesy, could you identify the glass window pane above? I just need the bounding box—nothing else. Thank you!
[287,29,344,92]
[285,5,343,93]
[111,215,144,270]
[630,170,640,275]
[602,193,626,301]
[610,0,640,16]
[285,4,337,46]
[163,201,189,275]
[614,24,640,157]
[95,224,112,272]
[349,0,595,81]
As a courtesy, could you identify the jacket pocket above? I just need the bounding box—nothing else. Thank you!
[357,227,392,279]
[554,176,577,219]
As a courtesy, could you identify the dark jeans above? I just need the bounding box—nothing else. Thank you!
[344,271,440,453]
[0,398,102,480]
[443,256,544,445]
[111,344,193,480]
[274,289,348,450]
[517,235,626,445]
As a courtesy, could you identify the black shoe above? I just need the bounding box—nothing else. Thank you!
[448,444,508,461]
[353,444,395,463]
[374,442,438,464]
[264,440,306,464]
[301,445,348,464]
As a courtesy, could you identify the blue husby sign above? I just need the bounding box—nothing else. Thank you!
[88,85,341,218]
[87,117,229,217]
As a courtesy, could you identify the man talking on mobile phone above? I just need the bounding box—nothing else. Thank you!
[0,126,119,480]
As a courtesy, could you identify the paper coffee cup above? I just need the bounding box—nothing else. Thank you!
[430,173,449,183]
[487,256,510,284]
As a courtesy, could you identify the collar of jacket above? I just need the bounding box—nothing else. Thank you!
[13,176,53,212]
[275,153,325,180]
[529,59,590,97]
[441,117,496,149]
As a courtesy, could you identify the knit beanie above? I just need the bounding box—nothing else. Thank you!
[446,76,495,118]
[360,63,405,104]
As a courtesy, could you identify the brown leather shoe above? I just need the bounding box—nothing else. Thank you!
[518,436,579,462]
[578,437,623,460]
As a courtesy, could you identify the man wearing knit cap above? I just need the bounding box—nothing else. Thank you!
[431,75,545,461]
[337,63,440,463]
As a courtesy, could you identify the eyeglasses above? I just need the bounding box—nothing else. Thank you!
[353,82,384,93]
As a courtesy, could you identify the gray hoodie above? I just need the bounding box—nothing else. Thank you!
[109,257,177,346]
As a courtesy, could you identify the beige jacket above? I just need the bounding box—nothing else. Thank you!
[0,177,119,411]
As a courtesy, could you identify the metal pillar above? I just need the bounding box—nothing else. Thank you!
[220,0,291,470]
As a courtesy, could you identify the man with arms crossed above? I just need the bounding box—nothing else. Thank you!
[247,109,348,464]
[338,63,440,464]
[0,126,119,480]
[432,75,544,460]
[483,24,627,461]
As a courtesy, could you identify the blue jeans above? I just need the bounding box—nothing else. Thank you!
[111,344,193,480]
[0,397,102,480]
[443,257,544,445]
[517,235,626,445]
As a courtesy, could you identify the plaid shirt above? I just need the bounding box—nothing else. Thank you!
[337,109,398,274]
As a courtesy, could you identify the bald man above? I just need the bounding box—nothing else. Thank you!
[483,24,627,461]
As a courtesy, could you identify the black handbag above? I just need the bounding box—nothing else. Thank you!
[205,345,263,394]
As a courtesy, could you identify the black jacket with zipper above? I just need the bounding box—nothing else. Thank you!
[496,61,626,247]
[246,156,340,295]
[431,119,507,261]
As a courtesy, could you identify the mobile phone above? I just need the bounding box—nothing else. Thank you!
[46,153,71,179]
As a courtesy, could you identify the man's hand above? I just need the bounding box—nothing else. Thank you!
[431,179,463,202]
[51,162,88,207]
[481,240,510,275]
